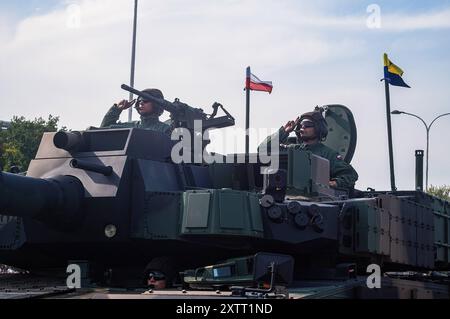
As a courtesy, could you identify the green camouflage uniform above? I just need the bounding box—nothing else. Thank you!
[259,127,359,189]
[100,105,171,135]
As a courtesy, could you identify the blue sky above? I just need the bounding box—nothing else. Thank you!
[2,1,449,20]
[0,0,449,191]
[0,0,62,19]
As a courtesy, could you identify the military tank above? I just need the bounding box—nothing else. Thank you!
[1,85,449,297]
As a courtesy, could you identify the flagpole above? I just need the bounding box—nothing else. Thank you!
[128,0,138,122]
[245,66,251,157]
[384,79,397,191]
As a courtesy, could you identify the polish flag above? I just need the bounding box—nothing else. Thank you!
[246,68,273,94]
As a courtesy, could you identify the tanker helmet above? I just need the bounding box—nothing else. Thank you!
[298,111,328,141]
[138,88,165,116]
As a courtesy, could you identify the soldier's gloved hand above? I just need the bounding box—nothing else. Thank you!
[329,180,338,188]
[284,117,300,133]
[116,99,136,111]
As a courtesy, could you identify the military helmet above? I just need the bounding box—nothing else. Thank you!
[299,110,328,141]
[140,88,164,116]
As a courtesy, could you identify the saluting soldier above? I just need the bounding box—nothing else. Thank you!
[100,88,171,135]
[259,111,358,189]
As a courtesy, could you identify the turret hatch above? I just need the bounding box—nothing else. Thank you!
[320,104,357,164]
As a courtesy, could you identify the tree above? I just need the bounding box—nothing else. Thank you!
[427,185,450,201]
[0,115,64,172]
[0,116,65,273]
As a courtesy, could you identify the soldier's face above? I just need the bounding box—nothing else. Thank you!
[147,277,166,289]
[147,271,166,289]
[297,120,317,141]
[136,100,154,115]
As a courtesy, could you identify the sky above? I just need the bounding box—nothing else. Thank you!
[0,0,449,191]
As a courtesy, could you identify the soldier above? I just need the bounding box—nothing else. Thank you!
[259,111,358,189]
[146,270,167,290]
[100,88,171,135]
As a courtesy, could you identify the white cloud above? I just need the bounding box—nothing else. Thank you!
[382,9,450,31]
[0,14,15,43]
[1,0,366,128]
[277,7,450,32]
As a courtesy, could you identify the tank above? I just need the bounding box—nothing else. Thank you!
[1,87,449,291]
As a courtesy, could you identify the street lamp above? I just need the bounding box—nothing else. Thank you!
[128,0,138,122]
[391,110,450,191]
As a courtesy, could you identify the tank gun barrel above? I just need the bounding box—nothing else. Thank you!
[53,131,83,151]
[0,171,85,230]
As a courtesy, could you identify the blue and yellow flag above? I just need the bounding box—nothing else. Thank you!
[383,53,410,88]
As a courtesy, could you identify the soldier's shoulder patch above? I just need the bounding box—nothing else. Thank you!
[336,154,344,160]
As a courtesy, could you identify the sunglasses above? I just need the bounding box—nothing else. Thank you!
[137,99,150,104]
[295,121,315,132]
[148,272,166,280]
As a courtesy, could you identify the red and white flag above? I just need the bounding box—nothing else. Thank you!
[245,67,273,94]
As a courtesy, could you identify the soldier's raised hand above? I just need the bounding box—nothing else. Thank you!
[284,117,300,133]
[117,99,136,111]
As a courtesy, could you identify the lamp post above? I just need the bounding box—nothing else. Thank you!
[391,110,450,191]
[128,0,138,122]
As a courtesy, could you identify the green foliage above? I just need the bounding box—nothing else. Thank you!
[427,185,450,201]
[0,115,64,172]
